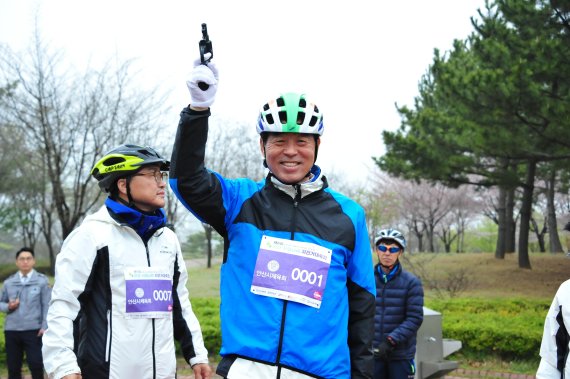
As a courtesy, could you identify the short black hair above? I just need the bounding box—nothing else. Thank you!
[16,247,34,259]
[564,221,570,232]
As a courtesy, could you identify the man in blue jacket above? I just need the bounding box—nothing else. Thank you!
[0,247,51,379]
[170,56,376,378]
[373,229,423,379]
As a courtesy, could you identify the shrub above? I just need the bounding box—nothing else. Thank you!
[191,297,221,355]
[426,298,548,360]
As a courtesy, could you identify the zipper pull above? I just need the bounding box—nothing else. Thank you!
[293,184,301,206]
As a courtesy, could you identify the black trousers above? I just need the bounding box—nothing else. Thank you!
[374,358,416,379]
[4,330,44,379]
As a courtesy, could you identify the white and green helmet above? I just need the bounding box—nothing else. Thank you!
[256,92,324,136]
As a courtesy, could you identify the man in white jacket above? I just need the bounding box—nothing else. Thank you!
[537,278,570,379]
[42,144,211,379]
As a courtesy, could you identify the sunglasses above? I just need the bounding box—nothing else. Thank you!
[377,245,401,254]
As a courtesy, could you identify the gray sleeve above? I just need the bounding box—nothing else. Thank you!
[0,283,9,313]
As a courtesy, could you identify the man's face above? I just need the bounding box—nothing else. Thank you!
[16,251,35,275]
[117,165,167,212]
[376,241,402,268]
[261,133,319,184]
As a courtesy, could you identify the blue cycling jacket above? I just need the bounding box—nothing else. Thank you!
[170,107,376,379]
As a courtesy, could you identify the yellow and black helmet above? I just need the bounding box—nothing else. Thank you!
[91,144,169,192]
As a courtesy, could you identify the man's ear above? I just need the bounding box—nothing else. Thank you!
[116,178,128,196]
[259,137,265,156]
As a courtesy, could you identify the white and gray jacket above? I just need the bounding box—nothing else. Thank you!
[42,205,208,379]
[537,279,570,379]
[0,269,51,331]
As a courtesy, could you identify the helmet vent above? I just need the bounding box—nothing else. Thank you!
[263,103,270,111]
[279,111,287,124]
[299,98,306,108]
[297,112,306,125]
[266,114,275,125]
[138,148,155,157]
[276,97,285,107]
[309,115,318,126]
[103,157,125,166]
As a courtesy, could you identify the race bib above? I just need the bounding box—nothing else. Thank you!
[124,267,173,319]
[251,236,332,309]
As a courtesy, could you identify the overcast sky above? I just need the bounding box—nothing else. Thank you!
[0,0,486,184]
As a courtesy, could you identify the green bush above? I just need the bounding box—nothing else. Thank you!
[192,297,221,356]
[426,298,549,360]
[192,297,549,361]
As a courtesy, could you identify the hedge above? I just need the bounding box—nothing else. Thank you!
[193,297,549,360]
[0,297,550,369]
[191,297,222,355]
[426,298,549,360]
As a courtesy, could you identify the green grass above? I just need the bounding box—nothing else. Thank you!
[187,263,221,299]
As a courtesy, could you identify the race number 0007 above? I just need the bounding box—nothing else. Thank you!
[153,290,172,301]
[291,268,323,287]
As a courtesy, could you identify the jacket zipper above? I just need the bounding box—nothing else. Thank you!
[105,310,112,362]
[275,185,302,379]
[145,243,157,379]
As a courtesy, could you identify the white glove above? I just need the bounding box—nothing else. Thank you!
[186,55,218,108]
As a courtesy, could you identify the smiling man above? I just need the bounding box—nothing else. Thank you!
[170,59,376,379]
[42,144,211,379]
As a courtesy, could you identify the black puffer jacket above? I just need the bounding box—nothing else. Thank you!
[373,262,424,360]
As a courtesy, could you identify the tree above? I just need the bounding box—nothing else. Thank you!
[0,33,168,272]
[376,0,570,268]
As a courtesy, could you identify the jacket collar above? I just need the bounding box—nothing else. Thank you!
[105,197,167,242]
[267,165,327,199]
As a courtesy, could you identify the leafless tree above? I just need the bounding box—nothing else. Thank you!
[435,186,483,253]
[396,180,454,252]
[192,118,265,267]
[361,169,404,247]
[0,32,168,272]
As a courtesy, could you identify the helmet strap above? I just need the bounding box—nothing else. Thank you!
[125,176,135,208]
[117,177,150,214]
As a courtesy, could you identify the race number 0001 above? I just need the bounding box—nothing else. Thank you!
[291,268,323,287]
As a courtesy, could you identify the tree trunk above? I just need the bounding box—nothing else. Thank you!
[495,185,507,259]
[518,160,536,269]
[202,223,213,268]
[547,169,564,253]
[427,224,436,253]
[506,186,516,253]
[530,216,546,252]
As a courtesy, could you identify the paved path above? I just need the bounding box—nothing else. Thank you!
[445,369,535,379]
[3,367,535,378]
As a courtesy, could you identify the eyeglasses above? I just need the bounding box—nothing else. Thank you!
[134,171,168,184]
[377,245,401,254]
